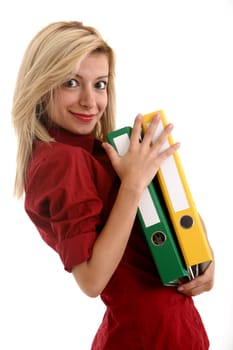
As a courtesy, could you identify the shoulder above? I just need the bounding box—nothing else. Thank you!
[26,141,90,185]
[30,140,98,174]
[25,137,115,194]
[34,140,91,161]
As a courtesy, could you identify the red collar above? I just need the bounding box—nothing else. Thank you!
[47,127,98,153]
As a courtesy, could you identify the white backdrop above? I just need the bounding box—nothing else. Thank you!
[1,0,233,349]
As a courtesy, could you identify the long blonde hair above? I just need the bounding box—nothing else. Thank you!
[12,21,116,199]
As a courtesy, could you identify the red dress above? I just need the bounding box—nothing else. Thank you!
[25,127,209,350]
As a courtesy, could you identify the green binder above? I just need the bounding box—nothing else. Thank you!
[106,127,190,286]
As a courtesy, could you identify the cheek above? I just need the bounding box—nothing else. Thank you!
[53,94,75,117]
[99,95,108,112]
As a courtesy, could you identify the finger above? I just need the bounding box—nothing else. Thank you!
[142,113,161,145]
[129,114,143,151]
[177,273,212,297]
[102,142,120,168]
[150,122,174,152]
[179,281,211,297]
[154,141,180,164]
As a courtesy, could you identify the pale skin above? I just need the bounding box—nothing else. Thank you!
[47,52,214,298]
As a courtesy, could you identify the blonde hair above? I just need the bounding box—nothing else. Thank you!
[12,21,116,199]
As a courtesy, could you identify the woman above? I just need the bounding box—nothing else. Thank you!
[12,21,214,349]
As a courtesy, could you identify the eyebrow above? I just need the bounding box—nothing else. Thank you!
[74,74,109,80]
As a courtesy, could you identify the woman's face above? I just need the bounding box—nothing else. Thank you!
[47,52,109,135]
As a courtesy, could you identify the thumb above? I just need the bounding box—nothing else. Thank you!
[102,142,120,167]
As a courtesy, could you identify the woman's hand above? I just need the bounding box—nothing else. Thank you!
[177,260,215,296]
[102,113,180,194]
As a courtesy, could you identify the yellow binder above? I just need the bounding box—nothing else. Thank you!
[141,110,213,272]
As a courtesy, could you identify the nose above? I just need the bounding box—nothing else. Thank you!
[79,86,95,109]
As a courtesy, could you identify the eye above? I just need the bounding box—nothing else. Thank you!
[95,80,107,90]
[63,79,79,88]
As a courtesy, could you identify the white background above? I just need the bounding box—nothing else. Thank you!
[1,0,233,349]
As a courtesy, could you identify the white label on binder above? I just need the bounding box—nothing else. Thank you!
[151,121,189,212]
[139,187,160,227]
[113,134,130,156]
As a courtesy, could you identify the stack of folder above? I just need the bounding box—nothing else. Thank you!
[106,110,213,286]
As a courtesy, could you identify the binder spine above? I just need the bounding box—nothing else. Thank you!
[106,127,190,286]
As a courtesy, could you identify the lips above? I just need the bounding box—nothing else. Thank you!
[71,112,96,123]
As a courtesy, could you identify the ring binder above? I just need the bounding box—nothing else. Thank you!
[141,110,213,272]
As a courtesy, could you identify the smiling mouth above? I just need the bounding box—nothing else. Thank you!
[71,112,95,122]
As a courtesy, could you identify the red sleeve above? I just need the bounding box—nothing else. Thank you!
[25,142,104,272]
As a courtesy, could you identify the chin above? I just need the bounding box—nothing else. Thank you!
[71,125,95,136]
